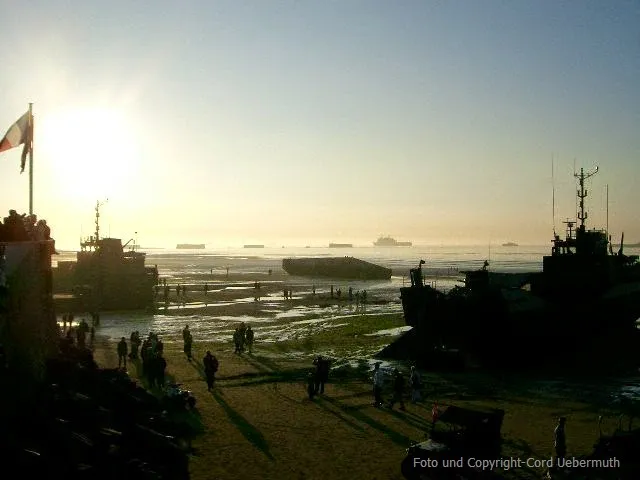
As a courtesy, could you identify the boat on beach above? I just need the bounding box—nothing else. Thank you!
[282,256,392,280]
[382,167,640,372]
[374,236,412,247]
[52,201,159,312]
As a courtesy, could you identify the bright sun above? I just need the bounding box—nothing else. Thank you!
[39,107,141,202]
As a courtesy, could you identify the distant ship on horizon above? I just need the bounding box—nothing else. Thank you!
[176,243,205,249]
[373,236,412,247]
[502,242,518,247]
[244,244,265,248]
[329,243,353,248]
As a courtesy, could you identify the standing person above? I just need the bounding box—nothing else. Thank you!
[117,337,128,369]
[184,331,193,361]
[388,368,406,411]
[182,324,190,343]
[554,417,567,468]
[307,369,317,400]
[203,351,219,391]
[147,353,158,388]
[129,331,140,359]
[141,338,150,376]
[77,318,89,348]
[313,355,330,395]
[372,362,384,407]
[233,327,241,354]
[409,366,422,404]
[239,323,247,352]
[156,352,167,388]
[245,325,254,353]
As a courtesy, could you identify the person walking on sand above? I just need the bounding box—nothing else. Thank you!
[246,325,254,353]
[203,351,219,391]
[409,366,422,403]
[117,337,128,369]
[183,324,190,342]
[372,362,384,407]
[388,368,406,411]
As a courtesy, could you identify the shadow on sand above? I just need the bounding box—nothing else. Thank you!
[316,395,415,447]
[209,389,274,460]
[187,358,274,459]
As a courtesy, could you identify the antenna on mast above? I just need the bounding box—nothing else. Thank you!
[606,184,609,237]
[552,154,556,235]
[95,198,109,242]
[574,159,578,224]
[575,165,598,232]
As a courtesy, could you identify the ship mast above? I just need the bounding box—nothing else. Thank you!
[575,166,598,233]
[94,198,108,242]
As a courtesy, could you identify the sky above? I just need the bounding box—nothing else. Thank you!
[1,1,638,249]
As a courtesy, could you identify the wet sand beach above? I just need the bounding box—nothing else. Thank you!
[78,251,639,479]
[90,317,635,480]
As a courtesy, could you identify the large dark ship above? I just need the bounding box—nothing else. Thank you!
[53,201,159,311]
[374,236,412,247]
[282,257,392,280]
[382,167,640,372]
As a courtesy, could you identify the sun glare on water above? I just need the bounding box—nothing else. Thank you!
[39,108,141,202]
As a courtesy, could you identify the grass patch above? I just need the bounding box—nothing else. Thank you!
[261,313,406,358]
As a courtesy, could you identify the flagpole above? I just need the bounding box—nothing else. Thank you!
[28,102,33,215]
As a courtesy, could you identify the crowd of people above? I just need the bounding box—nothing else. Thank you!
[0,209,52,242]
[60,314,94,349]
[58,311,430,414]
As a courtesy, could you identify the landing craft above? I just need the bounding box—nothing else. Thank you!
[383,166,640,372]
[53,200,158,312]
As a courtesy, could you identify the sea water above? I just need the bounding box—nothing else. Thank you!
[54,244,640,400]
[55,244,640,341]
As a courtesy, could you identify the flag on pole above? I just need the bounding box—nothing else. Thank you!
[0,110,33,173]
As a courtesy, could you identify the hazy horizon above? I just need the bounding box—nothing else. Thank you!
[2,1,638,249]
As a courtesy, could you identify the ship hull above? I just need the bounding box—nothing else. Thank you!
[282,257,391,280]
[53,238,158,312]
[53,266,157,311]
[388,280,640,372]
